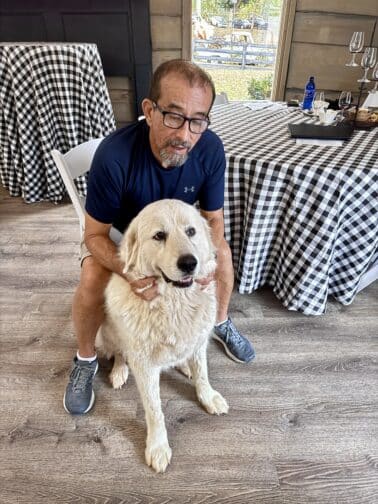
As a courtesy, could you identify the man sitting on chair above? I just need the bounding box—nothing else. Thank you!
[64,59,255,415]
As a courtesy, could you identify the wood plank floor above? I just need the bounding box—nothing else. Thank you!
[1,185,377,504]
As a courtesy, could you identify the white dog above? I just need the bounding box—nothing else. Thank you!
[96,199,229,473]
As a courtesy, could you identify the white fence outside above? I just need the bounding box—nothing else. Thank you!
[193,38,276,69]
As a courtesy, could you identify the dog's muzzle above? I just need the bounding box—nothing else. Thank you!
[158,254,198,288]
[160,270,194,288]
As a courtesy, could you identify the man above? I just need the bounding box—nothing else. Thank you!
[64,60,255,415]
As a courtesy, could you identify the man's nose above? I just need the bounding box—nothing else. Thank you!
[175,119,191,141]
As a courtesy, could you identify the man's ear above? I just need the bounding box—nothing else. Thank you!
[142,99,154,126]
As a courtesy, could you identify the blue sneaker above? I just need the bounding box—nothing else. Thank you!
[63,357,98,414]
[213,318,255,363]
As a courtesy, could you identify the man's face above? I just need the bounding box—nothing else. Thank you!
[143,73,213,168]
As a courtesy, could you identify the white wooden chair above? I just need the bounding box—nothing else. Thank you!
[51,138,123,244]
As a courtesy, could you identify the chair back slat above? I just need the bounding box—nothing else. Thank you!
[51,137,104,237]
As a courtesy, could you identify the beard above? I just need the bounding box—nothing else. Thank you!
[160,138,192,168]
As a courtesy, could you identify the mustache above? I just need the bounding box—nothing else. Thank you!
[163,138,192,150]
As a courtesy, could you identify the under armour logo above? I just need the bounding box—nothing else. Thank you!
[184,186,195,193]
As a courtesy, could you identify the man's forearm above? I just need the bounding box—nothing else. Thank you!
[85,232,160,301]
[85,234,125,276]
[207,218,227,251]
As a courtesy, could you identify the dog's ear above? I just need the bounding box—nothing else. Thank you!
[200,215,217,276]
[119,219,139,274]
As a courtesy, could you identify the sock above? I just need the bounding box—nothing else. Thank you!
[77,351,97,363]
[215,318,228,327]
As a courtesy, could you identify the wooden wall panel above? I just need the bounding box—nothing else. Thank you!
[293,13,377,45]
[150,15,182,50]
[150,0,181,16]
[287,43,365,93]
[152,50,182,69]
[280,0,378,102]
[106,77,135,128]
[150,0,190,71]
[296,0,378,16]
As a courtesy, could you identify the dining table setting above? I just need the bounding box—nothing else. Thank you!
[1,46,377,317]
[210,101,378,316]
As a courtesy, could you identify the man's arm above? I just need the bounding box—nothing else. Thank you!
[200,208,234,322]
[84,212,125,276]
[200,208,226,249]
[196,208,229,287]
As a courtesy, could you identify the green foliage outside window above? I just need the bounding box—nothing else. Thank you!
[247,73,273,100]
[195,0,282,20]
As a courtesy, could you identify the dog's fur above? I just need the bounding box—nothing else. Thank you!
[96,199,228,473]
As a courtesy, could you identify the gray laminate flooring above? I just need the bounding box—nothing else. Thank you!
[1,185,377,504]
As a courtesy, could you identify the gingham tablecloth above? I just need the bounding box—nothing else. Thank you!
[0,43,116,203]
[210,102,378,315]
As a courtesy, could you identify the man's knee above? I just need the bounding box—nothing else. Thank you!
[79,256,112,296]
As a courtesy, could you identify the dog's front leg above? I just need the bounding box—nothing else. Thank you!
[132,365,172,473]
[189,342,229,415]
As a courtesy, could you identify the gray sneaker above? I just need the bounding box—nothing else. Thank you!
[213,318,255,363]
[63,357,98,415]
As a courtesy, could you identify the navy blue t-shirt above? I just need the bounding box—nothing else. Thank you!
[85,120,226,233]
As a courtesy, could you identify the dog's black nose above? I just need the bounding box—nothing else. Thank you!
[177,254,197,274]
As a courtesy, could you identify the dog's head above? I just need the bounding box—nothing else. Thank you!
[119,200,217,288]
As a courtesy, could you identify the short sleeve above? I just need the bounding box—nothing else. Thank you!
[85,143,124,224]
[198,133,226,211]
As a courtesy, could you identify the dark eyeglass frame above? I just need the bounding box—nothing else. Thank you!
[152,101,210,134]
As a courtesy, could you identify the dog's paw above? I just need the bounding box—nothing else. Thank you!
[109,364,129,389]
[199,389,229,415]
[175,362,192,379]
[145,442,172,473]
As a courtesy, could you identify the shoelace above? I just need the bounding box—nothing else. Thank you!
[223,321,245,347]
[70,365,94,393]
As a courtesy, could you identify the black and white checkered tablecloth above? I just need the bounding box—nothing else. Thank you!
[210,102,378,315]
[0,43,116,203]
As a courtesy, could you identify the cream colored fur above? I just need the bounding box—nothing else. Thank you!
[96,199,228,473]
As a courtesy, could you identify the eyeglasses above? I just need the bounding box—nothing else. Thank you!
[152,102,210,134]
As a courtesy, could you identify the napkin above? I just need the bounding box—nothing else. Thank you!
[244,100,286,112]
[295,138,344,147]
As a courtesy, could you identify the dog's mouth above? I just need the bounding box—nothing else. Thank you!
[160,269,194,288]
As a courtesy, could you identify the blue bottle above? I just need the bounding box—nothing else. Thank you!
[302,76,316,110]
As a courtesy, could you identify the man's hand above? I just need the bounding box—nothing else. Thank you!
[125,275,160,301]
[195,272,215,290]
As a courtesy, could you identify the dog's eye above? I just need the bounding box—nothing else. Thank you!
[186,227,196,237]
[153,231,166,241]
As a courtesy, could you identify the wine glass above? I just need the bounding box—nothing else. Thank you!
[358,47,377,83]
[346,32,364,67]
[371,62,378,92]
[338,91,352,120]
[313,91,325,116]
